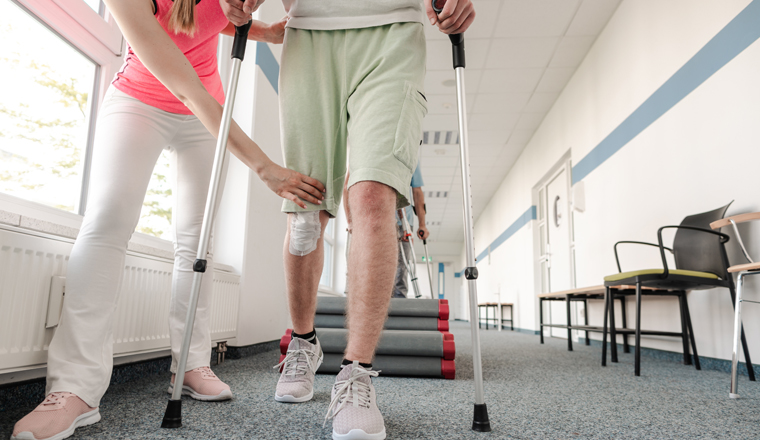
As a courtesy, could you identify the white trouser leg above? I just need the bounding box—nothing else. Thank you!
[167,116,226,374]
[46,88,218,407]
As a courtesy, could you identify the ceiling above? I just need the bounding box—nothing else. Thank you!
[418,0,621,255]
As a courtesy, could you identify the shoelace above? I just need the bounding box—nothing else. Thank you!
[273,347,317,378]
[41,392,71,407]
[196,366,218,380]
[324,364,379,427]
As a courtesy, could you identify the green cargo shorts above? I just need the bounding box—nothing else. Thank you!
[279,22,427,216]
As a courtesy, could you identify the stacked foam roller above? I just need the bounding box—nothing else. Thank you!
[279,297,455,379]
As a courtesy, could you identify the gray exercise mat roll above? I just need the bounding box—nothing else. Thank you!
[317,353,455,379]
[314,314,448,332]
[317,297,448,319]
[314,328,452,359]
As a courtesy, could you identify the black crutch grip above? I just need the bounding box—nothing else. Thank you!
[431,0,466,69]
[232,20,253,61]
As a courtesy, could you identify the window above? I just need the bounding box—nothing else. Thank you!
[0,1,97,213]
[320,218,336,289]
[136,151,173,239]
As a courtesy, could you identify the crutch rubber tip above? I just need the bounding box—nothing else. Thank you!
[729,393,740,399]
[161,399,182,429]
[472,403,491,432]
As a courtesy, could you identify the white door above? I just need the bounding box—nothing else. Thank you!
[537,162,574,338]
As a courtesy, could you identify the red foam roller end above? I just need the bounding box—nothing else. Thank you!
[441,359,456,379]
[280,330,292,355]
[438,301,450,321]
[443,339,456,360]
[437,318,449,332]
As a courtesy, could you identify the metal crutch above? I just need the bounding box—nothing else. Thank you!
[416,204,437,299]
[432,0,491,431]
[401,212,425,298]
[162,19,252,429]
[398,211,422,298]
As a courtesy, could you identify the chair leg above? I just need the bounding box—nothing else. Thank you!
[677,292,691,366]
[539,299,544,344]
[620,296,630,354]
[730,284,756,382]
[683,292,700,371]
[584,299,590,346]
[730,272,746,398]
[602,287,609,367]
[478,305,482,329]
[635,283,642,377]
[511,305,514,331]
[566,295,573,352]
[610,290,618,363]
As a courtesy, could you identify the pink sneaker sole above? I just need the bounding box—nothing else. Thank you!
[167,385,233,401]
[11,408,100,440]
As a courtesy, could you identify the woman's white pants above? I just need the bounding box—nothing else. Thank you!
[46,88,225,407]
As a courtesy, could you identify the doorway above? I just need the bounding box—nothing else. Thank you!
[535,154,577,339]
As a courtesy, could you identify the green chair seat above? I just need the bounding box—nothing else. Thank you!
[604,269,720,283]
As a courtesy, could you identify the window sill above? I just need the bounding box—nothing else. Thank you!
[0,193,174,261]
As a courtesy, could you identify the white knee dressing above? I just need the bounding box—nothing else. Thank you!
[289,211,321,256]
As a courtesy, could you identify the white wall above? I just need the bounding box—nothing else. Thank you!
[467,0,760,362]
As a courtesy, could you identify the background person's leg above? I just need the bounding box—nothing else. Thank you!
[392,225,410,298]
[344,182,398,363]
[283,210,331,334]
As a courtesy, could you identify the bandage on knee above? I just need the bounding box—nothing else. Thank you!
[289,211,321,256]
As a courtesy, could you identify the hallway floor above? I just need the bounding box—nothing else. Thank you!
[2,322,759,439]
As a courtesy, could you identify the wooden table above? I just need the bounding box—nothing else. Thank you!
[477,302,513,331]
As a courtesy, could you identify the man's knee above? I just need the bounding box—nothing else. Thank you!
[287,211,330,256]
[348,181,396,225]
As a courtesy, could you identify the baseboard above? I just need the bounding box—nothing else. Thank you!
[0,340,278,413]
[576,337,760,378]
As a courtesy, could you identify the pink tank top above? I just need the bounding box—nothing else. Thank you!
[112,0,229,115]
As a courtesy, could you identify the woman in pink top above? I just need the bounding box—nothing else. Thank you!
[11,1,323,439]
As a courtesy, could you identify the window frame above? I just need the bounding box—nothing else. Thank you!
[0,1,177,251]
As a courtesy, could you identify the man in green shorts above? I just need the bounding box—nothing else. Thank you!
[222,0,474,438]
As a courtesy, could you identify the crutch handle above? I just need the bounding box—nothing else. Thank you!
[431,0,466,68]
[232,20,253,60]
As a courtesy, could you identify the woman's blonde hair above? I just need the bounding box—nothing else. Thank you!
[168,0,197,36]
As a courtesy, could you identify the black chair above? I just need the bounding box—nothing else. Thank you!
[601,203,755,378]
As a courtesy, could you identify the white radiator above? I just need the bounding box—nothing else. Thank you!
[0,226,240,376]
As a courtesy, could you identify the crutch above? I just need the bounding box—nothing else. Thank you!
[416,204,437,299]
[398,210,422,298]
[162,19,252,429]
[432,0,491,431]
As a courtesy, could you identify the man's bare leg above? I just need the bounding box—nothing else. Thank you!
[344,181,398,363]
[283,210,331,334]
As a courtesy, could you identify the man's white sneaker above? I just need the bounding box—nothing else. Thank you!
[325,361,386,440]
[273,336,323,402]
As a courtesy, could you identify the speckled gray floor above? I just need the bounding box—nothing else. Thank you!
[2,322,760,439]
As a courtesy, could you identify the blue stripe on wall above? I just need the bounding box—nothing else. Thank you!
[571,0,760,185]
[255,42,279,94]
[472,206,537,266]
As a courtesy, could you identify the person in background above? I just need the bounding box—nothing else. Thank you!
[393,162,429,298]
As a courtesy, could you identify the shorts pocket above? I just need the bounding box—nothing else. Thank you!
[393,81,428,171]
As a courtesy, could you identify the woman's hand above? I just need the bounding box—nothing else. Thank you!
[265,16,288,44]
[259,162,326,209]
